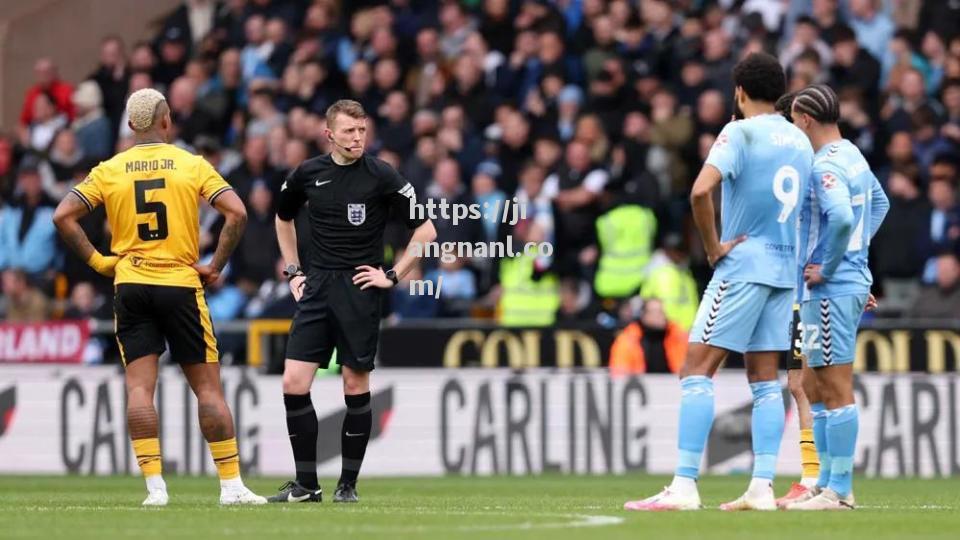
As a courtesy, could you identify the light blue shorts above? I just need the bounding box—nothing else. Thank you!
[800,295,867,367]
[689,279,793,353]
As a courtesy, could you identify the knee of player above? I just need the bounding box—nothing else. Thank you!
[282,370,312,394]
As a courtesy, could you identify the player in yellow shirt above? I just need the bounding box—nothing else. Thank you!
[52,88,265,506]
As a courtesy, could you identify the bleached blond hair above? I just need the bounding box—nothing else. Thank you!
[126,88,167,132]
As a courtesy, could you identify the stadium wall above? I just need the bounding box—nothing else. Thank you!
[0,0,180,129]
[1,366,959,478]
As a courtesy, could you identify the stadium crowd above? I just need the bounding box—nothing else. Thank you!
[1,0,959,346]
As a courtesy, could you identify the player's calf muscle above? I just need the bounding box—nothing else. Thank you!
[127,406,159,439]
[198,401,235,441]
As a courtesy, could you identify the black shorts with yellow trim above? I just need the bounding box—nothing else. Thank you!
[114,283,218,365]
[783,303,804,371]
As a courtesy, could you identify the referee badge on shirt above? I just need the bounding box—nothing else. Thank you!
[348,203,366,225]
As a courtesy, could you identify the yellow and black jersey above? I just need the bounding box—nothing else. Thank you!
[71,142,232,288]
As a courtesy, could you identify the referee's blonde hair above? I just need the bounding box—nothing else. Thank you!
[126,88,168,132]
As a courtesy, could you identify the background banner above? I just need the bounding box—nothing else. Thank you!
[378,323,960,372]
[0,366,957,477]
[0,321,90,364]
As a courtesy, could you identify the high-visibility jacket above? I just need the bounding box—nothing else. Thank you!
[641,262,699,331]
[594,205,657,299]
[608,321,688,375]
[498,254,559,326]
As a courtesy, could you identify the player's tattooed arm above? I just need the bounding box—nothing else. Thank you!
[207,189,247,276]
[53,191,122,277]
[53,192,96,261]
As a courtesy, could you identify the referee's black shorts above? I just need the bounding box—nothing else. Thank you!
[114,283,219,365]
[783,303,804,371]
[285,269,381,372]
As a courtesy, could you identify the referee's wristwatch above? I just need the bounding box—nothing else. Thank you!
[283,264,304,280]
[385,268,399,286]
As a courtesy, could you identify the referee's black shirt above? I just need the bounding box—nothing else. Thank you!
[276,153,426,271]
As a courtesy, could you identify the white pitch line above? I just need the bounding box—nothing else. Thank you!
[10,506,625,532]
[857,505,954,510]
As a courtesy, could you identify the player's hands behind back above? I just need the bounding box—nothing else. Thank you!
[192,264,220,286]
[707,235,747,268]
[353,265,393,290]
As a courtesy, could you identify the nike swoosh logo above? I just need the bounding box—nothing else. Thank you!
[288,492,312,502]
[316,179,332,186]
[345,432,366,437]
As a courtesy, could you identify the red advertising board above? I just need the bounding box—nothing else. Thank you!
[0,321,90,363]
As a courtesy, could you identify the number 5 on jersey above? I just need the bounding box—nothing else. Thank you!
[135,178,169,241]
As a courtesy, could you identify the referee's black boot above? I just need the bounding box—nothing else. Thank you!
[267,480,322,503]
[332,482,359,503]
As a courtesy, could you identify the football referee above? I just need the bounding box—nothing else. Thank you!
[268,99,436,503]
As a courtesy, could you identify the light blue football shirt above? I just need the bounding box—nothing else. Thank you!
[798,139,889,301]
[704,113,814,288]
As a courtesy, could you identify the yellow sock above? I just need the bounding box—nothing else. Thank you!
[799,428,820,480]
[209,438,240,480]
[133,438,162,478]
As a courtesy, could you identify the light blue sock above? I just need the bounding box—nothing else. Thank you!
[811,402,830,488]
[675,375,715,480]
[826,404,858,497]
[750,381,785,480]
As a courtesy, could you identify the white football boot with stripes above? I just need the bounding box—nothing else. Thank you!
[785,488,855,511]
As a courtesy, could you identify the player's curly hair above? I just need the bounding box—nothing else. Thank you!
[793,84,840,124]
[126,88,168,132]
[732,52,786,104]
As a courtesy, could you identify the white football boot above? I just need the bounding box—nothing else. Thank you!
[624,487,702,511]
[785,488,855,511]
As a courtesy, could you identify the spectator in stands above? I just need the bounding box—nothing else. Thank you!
[921,161,960,285]
[909,252,960,319]
[231,180,280,295]
[244,259,296,319]
[227,134,281,201]
[0,157,59,278]
[71,81,113,161]
[168,76,216,146]
[829,24,882,112]
[0,135,15,202]
[389,262,439,320]
[849,0,895,63]
[19,92,68,153]
[0,268,49,323]
[546,139,608,279]
[63,281,110,320]
[245,87,286,138]
[425,256,477,317]
[941,78,960,147]
[874,164,930,311]
[154,27,191,88]
[19,57,73,128]
[43,129,84,198]
[780,16,833,68]
[87,35,129,146]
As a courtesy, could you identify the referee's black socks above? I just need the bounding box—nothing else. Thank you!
[340,392,372,486]
[283,393,319,490]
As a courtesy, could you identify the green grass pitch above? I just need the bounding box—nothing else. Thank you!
[1,475,958,539]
